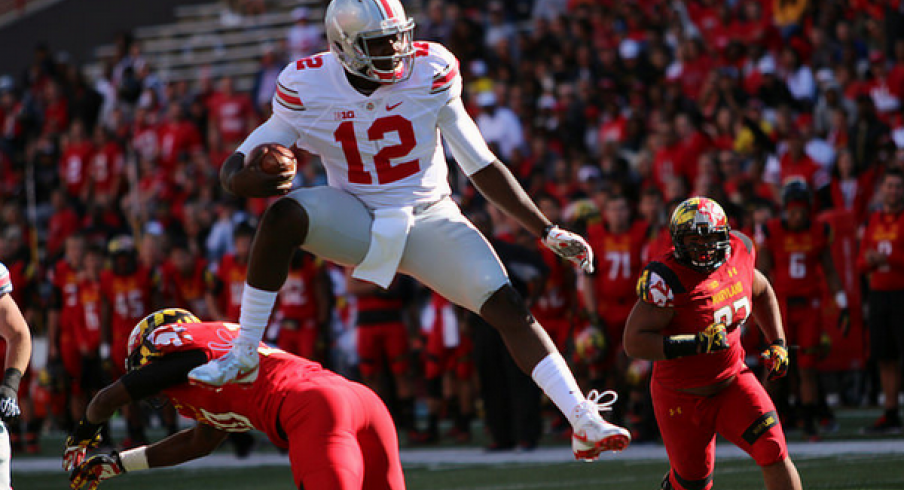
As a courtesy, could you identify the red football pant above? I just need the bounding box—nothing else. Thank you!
[779,298,821,369]
[357,323,409,377]
[282,375,405,490]
[652,368,788,490]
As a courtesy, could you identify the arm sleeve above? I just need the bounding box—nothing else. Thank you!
[236,114,301,155]
[437,97,497,176]
[120,350,208,401]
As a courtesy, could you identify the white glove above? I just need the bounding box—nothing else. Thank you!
[187,339,259,387]
[543,225,595,273]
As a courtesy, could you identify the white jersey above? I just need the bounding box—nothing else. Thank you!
[0,262,10,296]
[272,42,486,209]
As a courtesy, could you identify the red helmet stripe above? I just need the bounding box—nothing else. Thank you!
[376,0,397,20]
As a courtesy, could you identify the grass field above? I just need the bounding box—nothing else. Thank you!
[14,409,904,490]
[14,454,904,490]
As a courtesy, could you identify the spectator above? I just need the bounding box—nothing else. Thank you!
[475,91,524,163]
[286,7,324,62]
[857,169,904,434]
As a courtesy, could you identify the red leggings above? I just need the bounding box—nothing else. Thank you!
[281,375,405,490]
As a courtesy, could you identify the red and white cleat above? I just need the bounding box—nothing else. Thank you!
[571,390,632,461]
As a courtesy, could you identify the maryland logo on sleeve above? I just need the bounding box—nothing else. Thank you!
[637,268,674,307]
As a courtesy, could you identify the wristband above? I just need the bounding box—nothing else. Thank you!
[663,335,698,359]
[770,338,786,348]
[835,291,848,309]
[119,446,150,472]
[1,368,21,393]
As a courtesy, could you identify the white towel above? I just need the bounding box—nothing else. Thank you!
[352,206,414,288]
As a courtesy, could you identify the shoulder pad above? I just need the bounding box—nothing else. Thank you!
[731,230,754,254]
[636,261,685,307]
[0,262,10,295]
[274,54,330,112]
[415,42,460,95]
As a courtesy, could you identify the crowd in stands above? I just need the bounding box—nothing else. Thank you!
[0,0,903,454]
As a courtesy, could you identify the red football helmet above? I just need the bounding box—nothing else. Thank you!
[126,308,200,372]
[669,197,731,272]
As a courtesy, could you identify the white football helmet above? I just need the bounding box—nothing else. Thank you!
[325,0,416,83]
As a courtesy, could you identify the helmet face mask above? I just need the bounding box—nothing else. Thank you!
[670,197,731,272]
[326,0,416,84]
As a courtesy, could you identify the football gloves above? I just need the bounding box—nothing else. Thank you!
[543,225,595,274]
[63,418,104,471]
[760,339,789,381]
[0,368,22,422]
[69,452,125,490]
[188,338,259,387]
[696,322,729,354]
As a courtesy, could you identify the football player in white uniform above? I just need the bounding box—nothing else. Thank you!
[0,262,32,488]
[188,0,630,460]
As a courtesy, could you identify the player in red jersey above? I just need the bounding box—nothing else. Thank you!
[857,169,904,433]
[624,197,802,490]
[205,223,254,322]
[347,271,419,438]
[100,236,157,447]
[63,308,405,490]
[159,240,210,318]
[757,180,848,439]
[583,194,649,383]
[421,293,474,443]
[274,250,331,361]
[47,234,86,425]
[70,246,107,427]
[532,194,577,353]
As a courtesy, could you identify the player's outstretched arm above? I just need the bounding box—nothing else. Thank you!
[469,161,594,272]
[751,269,785,345]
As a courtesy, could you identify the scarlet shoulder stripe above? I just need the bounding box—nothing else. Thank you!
[275,83,305,111]
[430,61,459,93]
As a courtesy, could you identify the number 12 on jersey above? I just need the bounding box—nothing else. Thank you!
[334,115,420,185]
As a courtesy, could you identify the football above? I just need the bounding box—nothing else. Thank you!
[248,143,297,176]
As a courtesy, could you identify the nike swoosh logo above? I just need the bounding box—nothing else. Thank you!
[386,101,403,111]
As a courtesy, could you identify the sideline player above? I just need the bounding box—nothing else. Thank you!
[0,261,32,488]
[624,197,802,490]
[62,308,404,490]
[757,180,848,439]
[188,0,630,459]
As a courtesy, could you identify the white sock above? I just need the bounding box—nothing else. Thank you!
[531,353,586,426]
[237,284,278,347]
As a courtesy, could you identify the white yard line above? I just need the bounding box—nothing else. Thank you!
[14,439,904,473]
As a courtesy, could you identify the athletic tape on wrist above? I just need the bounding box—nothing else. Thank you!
[119,446,150,472]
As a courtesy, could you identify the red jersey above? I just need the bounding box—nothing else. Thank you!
[76,276,103,352]
[277,256,322,327]
[46,208,80,258]
[50,259,81,329]
[212,254,247,321]
[642,225,673,265]
[532,245,573,322]
[779,153,821,189]
[762,218,831,299]
[88,141,124,197]
[636,232,756,389]
[101,267,154,339]
[160,258,210,317]
[857,210,904,291]
[586,221,649,307]
[157,120,202,171]
[207,92,255,143]
[153,322,329,447]
[59,140,94,196]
